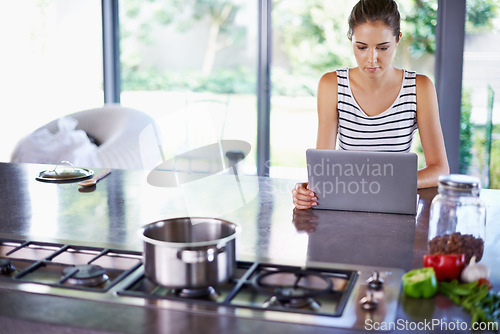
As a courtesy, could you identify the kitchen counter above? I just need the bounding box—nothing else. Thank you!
[0,162,498,333]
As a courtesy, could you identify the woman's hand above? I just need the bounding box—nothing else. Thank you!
[292,182,318,209]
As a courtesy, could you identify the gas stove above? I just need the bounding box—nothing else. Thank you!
[0,238,404,330]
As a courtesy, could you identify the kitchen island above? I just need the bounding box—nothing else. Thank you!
[0,162,498,333]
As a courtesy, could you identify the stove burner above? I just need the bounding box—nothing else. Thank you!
[263,295,322,311]
[175,286,220,301]
[253,269,333,310]
[0,258,15,275]
[62,264,109,287]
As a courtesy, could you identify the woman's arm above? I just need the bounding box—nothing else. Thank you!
[292,71,339,209]
[316,71,339,149]
[415,74,450,188]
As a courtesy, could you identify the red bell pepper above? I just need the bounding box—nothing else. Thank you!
[477,278,491,290]
[423,254,466,281]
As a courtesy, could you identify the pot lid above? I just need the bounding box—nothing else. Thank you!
[36,161,94,183]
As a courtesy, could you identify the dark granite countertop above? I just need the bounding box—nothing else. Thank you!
[0,162,498,333]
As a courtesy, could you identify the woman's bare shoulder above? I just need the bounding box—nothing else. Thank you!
[319,71,338,84]
[415,73,434,89]
[415,73,438,100]
[318,71,338,95]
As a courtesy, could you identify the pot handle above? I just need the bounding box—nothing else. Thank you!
[177,247,225,263]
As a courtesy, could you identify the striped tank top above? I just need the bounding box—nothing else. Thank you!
[336,68,418,152]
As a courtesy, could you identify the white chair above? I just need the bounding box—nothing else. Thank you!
[11,104,162,170]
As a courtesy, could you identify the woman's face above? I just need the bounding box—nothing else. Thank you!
[351,21,400,77]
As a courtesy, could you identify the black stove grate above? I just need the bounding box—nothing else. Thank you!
[0,238,142,292]
[118,261,358,318]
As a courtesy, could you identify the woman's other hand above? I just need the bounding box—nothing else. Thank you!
[292,182,317,209]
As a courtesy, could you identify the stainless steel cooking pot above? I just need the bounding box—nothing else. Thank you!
[138,217,239,288]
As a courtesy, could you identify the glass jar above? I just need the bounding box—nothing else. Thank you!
[428,174,486,263]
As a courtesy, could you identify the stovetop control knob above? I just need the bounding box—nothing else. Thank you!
[367,271,384,290]
[359,290,378,311]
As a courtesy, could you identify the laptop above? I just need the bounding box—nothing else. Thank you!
[306,149,418,215]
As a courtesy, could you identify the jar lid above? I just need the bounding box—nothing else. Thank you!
[438,174,480,190]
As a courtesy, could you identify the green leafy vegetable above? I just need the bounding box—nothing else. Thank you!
[439,280,500,328]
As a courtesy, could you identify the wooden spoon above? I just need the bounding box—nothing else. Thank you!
[78,169,111,187]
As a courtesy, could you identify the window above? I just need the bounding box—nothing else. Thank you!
[119,0,258,174]
[2,0,489,183]
[461,1,500,188]
[0,1,103,162]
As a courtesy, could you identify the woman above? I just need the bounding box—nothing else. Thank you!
[292,0,449,210]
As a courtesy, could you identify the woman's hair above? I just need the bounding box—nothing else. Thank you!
[347,0,401,42]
